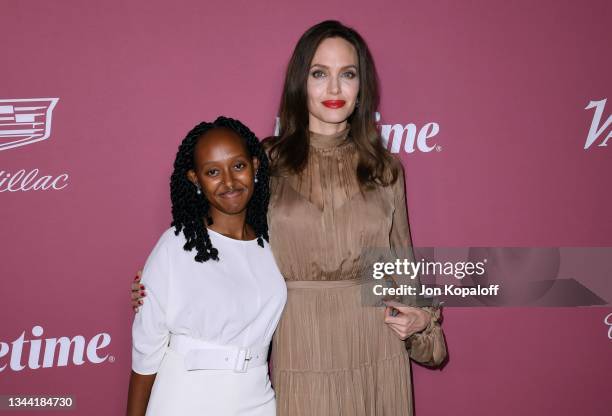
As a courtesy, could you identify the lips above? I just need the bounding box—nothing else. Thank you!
[219,189,245,199]
[322,100,346,109]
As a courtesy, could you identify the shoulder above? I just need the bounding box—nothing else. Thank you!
[378,154,405,189]
[150,227,186,255]
[261,136,289,181]
[388,154,405,174]
[159,226,182,245]
[261,136,278,159]
[141,228,181,285]
[384,155,407,201]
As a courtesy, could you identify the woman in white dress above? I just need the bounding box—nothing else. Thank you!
[126,117,287,416]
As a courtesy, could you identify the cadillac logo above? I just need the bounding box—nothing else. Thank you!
[0,98,59,151]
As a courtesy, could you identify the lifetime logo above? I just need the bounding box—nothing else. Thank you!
[374,112,441,154]
[273,114,442,154]
[0,325,112,371]
[584,98,611,150]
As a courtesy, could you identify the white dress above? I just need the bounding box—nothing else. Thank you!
[132,227,287,416]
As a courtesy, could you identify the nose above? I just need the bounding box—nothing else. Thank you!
[221,168,236,189]
[327,75,341,95]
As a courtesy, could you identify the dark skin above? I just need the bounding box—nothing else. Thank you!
[126,128,259,416]
[126,374,155,416]
[187,127,259,240]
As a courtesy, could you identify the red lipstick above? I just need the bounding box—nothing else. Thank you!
[322,100,346,109]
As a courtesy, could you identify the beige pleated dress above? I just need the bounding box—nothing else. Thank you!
[267,128,447,416]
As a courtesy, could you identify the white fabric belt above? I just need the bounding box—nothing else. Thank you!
[168,335,269,373]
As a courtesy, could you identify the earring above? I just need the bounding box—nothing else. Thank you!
[254,170,259,184]
[195,183,202,195]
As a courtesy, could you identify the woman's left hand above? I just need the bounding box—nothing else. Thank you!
[383,300,429,340]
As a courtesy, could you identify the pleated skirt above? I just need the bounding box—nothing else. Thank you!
[146,348,276,416]
[271,278,413,416]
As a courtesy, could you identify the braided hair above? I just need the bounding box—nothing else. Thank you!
[170,116,270,262]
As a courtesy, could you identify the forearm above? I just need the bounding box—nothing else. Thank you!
[126,371,156,416]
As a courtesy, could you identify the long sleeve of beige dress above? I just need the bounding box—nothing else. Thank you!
[389,167,447,367]
[268,127,446,416]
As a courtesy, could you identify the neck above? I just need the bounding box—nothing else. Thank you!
[308,116,348,136]
[206,211,253,240]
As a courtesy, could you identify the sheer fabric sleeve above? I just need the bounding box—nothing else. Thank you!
[131,233,171,375]
[389,161,447,367]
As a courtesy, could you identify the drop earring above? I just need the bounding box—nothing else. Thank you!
[195,183,202,195]
[254,170,259,183]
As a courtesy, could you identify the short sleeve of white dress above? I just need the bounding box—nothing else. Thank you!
[131,231,171,375]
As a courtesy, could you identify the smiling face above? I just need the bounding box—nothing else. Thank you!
[186,128,259,220]
[306,37,360,135]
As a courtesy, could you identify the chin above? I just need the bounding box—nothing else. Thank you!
[217,199,249,215]
[217,207,248,216]
[317,111,352,124]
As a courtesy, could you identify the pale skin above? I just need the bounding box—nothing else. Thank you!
[127,129,259,416]
[131,37,429,345]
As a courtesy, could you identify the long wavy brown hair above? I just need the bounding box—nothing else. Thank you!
[267,20,398,188]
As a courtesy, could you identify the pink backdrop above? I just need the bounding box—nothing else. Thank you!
[1,0,611,414]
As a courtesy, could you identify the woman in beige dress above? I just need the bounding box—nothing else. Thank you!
[133,20,446,415]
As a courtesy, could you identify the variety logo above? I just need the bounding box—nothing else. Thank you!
[0,325,112,371]
[273,113,443,154]
[584,98,611,150]
[0,98,59,151]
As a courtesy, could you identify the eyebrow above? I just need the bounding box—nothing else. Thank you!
[310,64,358,70]
[199,154,249,166]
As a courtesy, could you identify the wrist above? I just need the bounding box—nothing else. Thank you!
[405,306,442,347]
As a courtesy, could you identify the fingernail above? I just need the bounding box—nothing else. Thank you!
[138,300,143,305]
[140,284,144,290]
[141,291,146,297]
[134,275,139,281]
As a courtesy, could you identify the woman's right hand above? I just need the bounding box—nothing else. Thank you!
[131,270,146,312]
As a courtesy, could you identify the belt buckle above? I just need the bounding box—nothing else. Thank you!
[234,348,252,373]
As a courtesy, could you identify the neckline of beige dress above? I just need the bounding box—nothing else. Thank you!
[308,126,350,150]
